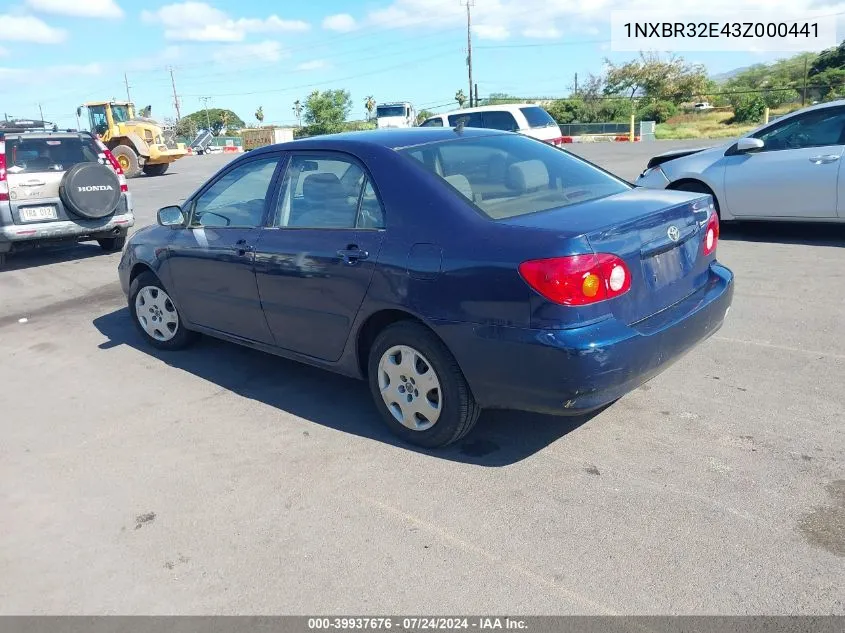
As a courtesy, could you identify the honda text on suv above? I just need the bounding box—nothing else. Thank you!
[0,126,134,266]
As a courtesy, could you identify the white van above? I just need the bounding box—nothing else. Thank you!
[418,104,565,146]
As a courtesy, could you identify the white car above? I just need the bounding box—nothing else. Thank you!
[419,104,565,146]
[636,100,845,222]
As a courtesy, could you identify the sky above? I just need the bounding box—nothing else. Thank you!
[2,0,845,129]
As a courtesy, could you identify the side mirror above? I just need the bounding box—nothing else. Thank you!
[736,137,764,153]
[76,106,82,117]
[157,205,185,227]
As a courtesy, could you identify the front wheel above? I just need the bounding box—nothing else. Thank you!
[143,163,169,176]
[129,271,196,350]
[367,321,480,448]
[111,144,140,178]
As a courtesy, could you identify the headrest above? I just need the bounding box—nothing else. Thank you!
[507,159,549,192]
[444,174,474,201]
[303,172,344,201]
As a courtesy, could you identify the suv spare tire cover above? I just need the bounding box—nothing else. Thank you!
[59,163,121,220]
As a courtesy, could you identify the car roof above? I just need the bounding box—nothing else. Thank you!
[251,127,508,154]
[0,130,92,140]
[429,103,543,118]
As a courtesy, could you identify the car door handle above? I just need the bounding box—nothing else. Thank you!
[809,155,840,164]
[235,239,254,256]
[337,247,369,264]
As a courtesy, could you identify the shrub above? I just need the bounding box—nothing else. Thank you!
[732,95,766,123]
[636,100,678,123]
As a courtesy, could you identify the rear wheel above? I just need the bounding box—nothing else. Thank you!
[111,145,140,178]
[129,271,196,350]
[143,163,169,177]
[97,235,126,252]
[367,321,480,448]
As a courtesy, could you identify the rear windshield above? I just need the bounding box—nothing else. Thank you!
[519,106,557,129]
[4,136,101,174]
[401,134,630,219]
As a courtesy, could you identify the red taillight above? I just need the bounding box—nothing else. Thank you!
[98,145,128,193]
[702,211,719,256]
[0,141,8,202]
[518,254,632,306]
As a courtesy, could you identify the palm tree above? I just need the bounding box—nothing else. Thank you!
[365,96,376,121]
[255,106,264,125]
[455,89,467,108]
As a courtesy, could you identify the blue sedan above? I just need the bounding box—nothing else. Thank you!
[118,128,734,448]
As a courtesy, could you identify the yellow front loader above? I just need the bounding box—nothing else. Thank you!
[77,101,187,177]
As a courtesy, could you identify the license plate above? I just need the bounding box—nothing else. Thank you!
[20,206,57,222]
[645,247,683,289]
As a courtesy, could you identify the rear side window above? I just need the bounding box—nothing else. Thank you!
[4,137,101,174]
[401,134,629,220]
[482,110,519,132]
[447,112,483,128]
[420,118,443,127]
[519,106,556,129]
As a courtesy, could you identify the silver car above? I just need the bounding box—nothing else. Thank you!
[0,127,134,266]
[636,100,845,223]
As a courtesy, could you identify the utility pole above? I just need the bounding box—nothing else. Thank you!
[200,97,212,131]
[461,0,475,108]
[124,73,132,102]
[802,55,808,107]
[574,73,578,96]
[474,83,479,107]
[169,67,182,120]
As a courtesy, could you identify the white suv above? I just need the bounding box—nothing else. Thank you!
[0,127,134,266]
[419,104,565,146]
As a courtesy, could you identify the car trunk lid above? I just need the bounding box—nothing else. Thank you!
[503,188,715,325]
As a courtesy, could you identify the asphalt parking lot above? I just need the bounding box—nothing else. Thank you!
[1,141,843,615]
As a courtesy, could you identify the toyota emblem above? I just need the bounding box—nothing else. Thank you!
[667,225,680,242]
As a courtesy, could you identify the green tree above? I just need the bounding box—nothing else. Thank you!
[364,96,376,121]
[255,106,264,125]
[416,109,434,125]
[604,52,709,104]
[455,89,467,108]
[174,117,197,139]
[182,108,245,136]
[731,95,766,123]
[481,92,522,106]
[303,89,352,136]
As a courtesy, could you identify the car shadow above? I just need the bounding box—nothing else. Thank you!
[92,307,596,466]
[2,242,113,271]
[721,221,845,247]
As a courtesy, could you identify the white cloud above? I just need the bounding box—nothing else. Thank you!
[0,63,102,85]
[322,13,357,32]
[296,59,328,71]
[0,14,66,44]
[24,0,123,19]
[474,25,510,40]
[521,27,561,39]
[142,2,309,42]
[211,41,287,64]
[0,46,8,57]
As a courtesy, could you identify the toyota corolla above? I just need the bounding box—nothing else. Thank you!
[118,128,734,448]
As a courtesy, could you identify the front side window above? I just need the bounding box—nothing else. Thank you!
[755,108,845,151]
[274,155,375,229]
[190,157,279,228]
[420,118,443,128]
[111,105,130,123]
[402,134,629,220]
[87,106,108,135]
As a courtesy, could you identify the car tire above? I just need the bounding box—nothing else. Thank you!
[671,180,720,217]
[0,253,6,268]
[129,271,196,351]
[97,235,126,252]
[367,321,480,448]
[111,145,141,178]
[143,163,169,177]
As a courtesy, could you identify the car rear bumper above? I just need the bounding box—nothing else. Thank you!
[0,211,135,250]
[635,166,670,189]
[434,263,734,415]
